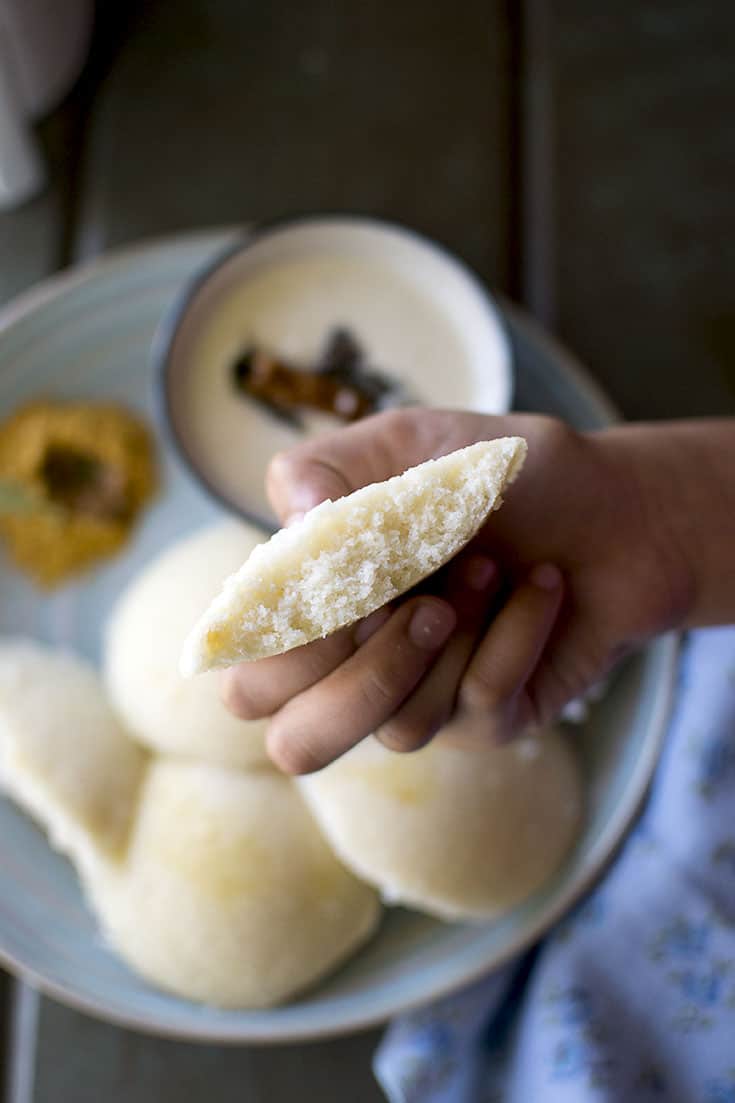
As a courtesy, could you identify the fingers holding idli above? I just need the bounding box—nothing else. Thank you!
[454,563,565,741]
[266,597,457,775]
[253,552,564,772]
[375,553,501,754]
[221,625,358,722]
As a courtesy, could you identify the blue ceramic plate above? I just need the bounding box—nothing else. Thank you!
[0,230,678,1042]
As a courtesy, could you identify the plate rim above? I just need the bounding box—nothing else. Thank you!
[0,637,678,1044]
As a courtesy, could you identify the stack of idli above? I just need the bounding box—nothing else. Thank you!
[0,439,583,1008]
[0,522,381,1007]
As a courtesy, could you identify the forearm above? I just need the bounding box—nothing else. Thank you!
[597,419,735,629]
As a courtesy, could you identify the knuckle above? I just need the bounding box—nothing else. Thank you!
[220,670,267,720]
[374,407,412,436]
[517,686,544,732]
[266,721,322,776]
[302,631,354,677]
[377,718,432,754]
[358,664,402,713]
[538,413,573,447]
[460,672,506,714]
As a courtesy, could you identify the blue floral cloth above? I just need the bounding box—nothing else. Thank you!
[374,628,735,1103]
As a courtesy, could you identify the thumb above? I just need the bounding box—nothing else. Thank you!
[267,453,351,524]
[265,409,453,525]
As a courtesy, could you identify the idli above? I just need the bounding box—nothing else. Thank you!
[105,521,270,768]
[299,725,582,921]
[0,639,146,872]
[88,759,381,1007]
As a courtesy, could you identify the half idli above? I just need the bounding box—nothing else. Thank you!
[0,639,146,873]
[181,437,527,673]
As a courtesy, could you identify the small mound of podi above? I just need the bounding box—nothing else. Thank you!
[0,400,156,587]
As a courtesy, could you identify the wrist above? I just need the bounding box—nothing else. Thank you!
[590,423,699,636]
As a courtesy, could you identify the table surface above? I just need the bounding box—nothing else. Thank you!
[1,1,734,1099]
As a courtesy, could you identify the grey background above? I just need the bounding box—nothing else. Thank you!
[1,0,733,1098]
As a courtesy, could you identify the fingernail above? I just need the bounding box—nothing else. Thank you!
[286,511,306,527]
[408,602,456,650]
[530,563,562,591]
[354,608,392,645]
[464,555,496,591]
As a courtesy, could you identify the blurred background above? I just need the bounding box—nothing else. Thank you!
[0,1,734,1098]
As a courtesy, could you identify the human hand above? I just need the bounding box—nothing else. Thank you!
[223,408,695,773]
